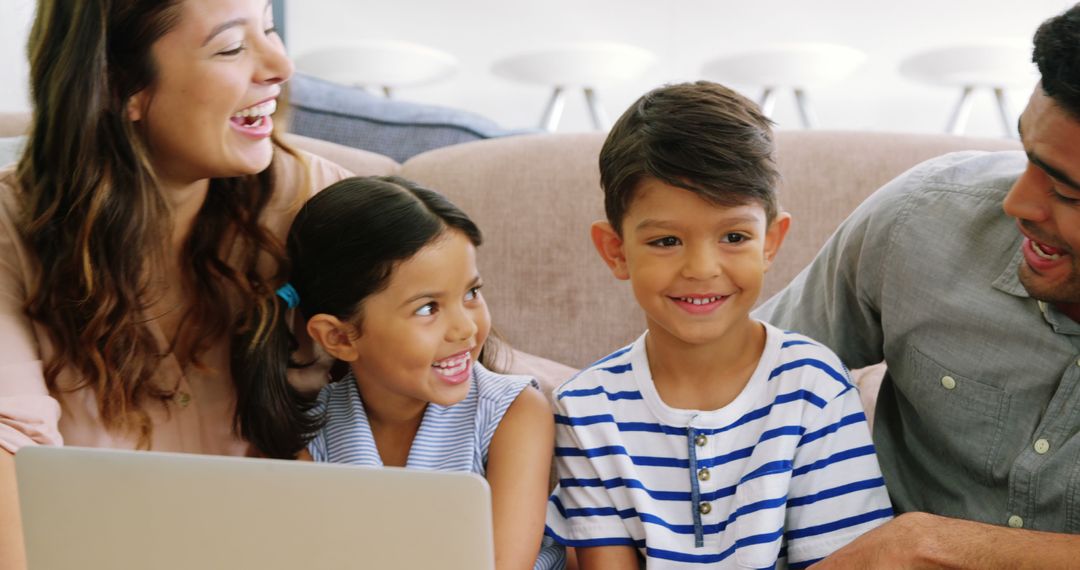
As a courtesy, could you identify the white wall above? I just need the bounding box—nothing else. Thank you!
[1,0,1075,136]
[0,0,34,113]
[287,0,1074,136]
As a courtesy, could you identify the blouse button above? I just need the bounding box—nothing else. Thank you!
[697,468,711,482]
[694,434,707,447]
[176,391,191,408]
[940,376,957,390]
[698,502,712,515]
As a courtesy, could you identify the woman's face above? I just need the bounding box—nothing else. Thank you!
[130,0,292,188]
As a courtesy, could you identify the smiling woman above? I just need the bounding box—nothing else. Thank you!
[0,0,351,566]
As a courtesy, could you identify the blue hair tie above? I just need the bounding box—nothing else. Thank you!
[275,283,300,309]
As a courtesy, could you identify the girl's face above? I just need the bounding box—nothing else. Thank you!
[130,0,292,189]
[350,230,492,410]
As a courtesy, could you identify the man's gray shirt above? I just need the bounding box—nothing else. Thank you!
[755,150,1080,533]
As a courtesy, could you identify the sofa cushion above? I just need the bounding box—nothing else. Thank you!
[287,73,526,163]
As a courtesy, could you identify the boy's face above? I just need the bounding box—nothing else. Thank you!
[592,178,789,349]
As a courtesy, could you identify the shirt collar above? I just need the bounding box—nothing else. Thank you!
[1038,300,1080,337]
[991,241,1030,298]
[995,242,1080,337]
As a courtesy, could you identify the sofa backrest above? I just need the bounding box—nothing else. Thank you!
[281,133,400,177]
[0,113,28,138]
[1,106,1022,370]
[401,131,1020,369]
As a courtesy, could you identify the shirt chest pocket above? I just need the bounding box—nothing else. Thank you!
[905,346,1010,485]
[733,473,789,569]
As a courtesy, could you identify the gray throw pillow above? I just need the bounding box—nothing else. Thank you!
[287,74,530,163]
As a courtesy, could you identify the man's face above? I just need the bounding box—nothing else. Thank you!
[1003,88,1080,316]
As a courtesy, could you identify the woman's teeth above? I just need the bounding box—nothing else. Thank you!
[231,99,276,120]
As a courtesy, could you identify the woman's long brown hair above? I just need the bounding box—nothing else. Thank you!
[17,0,291,446]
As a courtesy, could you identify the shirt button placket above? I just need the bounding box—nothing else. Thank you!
[687,423,707,548]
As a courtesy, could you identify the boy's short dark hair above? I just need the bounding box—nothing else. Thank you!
[1033,3,1080,119]
[599,81,779,234]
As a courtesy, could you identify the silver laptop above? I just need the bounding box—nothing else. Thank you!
[16,446,495,569]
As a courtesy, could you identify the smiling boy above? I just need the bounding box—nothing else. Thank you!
[544,82,892,569]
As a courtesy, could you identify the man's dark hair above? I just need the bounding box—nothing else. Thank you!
[599,81,779,234]
[1033,4,1080,118]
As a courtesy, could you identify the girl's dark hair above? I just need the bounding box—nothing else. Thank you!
[18,0,295,446]
[233,176,484,459]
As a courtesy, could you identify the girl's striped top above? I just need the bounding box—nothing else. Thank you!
[309,362,565,569]
[544,322,892,568]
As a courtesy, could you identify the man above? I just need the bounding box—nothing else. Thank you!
[756,5,1080,567]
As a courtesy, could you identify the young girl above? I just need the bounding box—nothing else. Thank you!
[233,176,564,570]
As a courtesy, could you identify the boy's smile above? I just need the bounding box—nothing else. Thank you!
[592,178,789,351]
[670,293,730,315]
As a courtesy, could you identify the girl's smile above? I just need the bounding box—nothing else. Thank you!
[431,350,474,386]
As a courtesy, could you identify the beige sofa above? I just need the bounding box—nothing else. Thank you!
[0,112,1020,398]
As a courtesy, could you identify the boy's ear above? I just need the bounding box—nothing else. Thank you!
[306,314,361,362]
[591,220,630,280]
[762,212,792,271]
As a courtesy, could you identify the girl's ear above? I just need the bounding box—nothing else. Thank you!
[306,314,361,362]
[126,91,147,123]
[591,220,630,280]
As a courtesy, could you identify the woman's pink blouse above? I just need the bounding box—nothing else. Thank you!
[0,149,350,455]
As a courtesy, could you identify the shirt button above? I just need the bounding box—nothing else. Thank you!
[176,391,191,408]
[940,375,957,390]
[698,502,712,515]
[1075,358,1080,367]
[694,434,707,447]
[1034,439,1050,454]
[1007,515,1024,528]
[697,468,710,482]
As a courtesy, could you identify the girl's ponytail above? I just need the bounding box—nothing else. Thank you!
[232,291,324,459]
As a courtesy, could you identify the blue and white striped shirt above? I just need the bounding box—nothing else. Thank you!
[309,362,565,569]
[544,322,892,568]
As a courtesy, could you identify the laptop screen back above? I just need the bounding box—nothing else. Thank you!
[16,446,494,570]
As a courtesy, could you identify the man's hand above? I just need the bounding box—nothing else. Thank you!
[811,511,1080,569]
[810,512,943,569]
